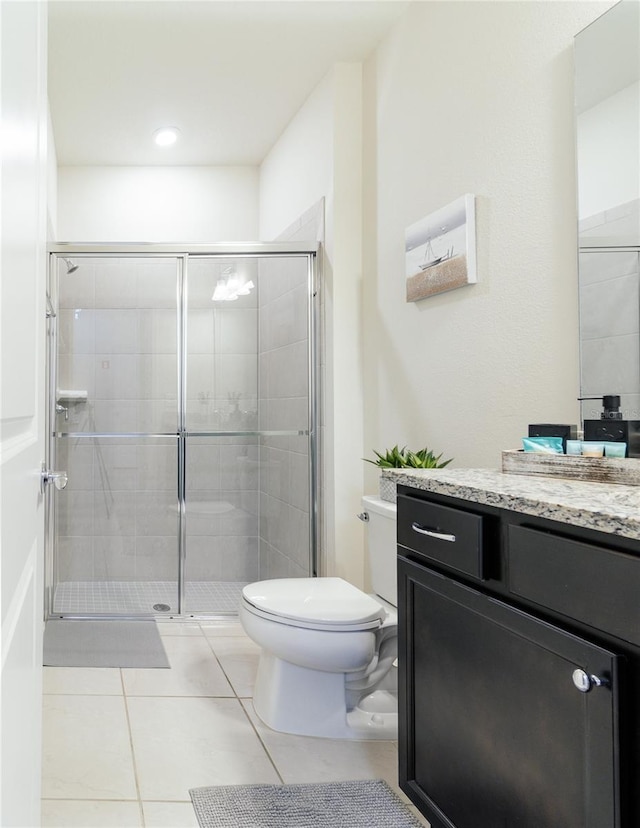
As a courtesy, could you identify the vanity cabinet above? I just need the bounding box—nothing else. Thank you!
[397,484,640,828]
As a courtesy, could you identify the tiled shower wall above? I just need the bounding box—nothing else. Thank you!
[258,256,311,578]
[579,198,640,421]
[256,201,324,579]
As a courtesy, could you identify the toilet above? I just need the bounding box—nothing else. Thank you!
[240,495,398,740]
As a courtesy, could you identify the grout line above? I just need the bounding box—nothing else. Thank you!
[199,628,240,698]
[238,697,284,785]
[119,693,237,699]
[121,672,146,828]
[197,621,285,784]
[41,797,139,803]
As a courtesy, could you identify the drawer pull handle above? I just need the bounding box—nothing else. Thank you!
[411,522,456,542]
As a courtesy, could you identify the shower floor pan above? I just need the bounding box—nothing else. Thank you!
[52,580,248,616]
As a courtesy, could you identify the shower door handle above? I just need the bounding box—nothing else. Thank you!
[41,464,68,493]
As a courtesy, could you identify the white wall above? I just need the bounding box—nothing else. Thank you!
[259,74,334,241]
[57,166,259,241]
[362,0,612,483]
[578,81,640,219]
[260,64,365,587]
[329,65,364,585]
[47,103,58,239]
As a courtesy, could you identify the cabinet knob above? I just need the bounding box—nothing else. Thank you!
[572,668,610,693]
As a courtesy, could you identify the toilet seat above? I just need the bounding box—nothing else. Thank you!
[241,577,387,632]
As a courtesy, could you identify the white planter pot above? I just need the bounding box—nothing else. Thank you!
[379,475,396,503]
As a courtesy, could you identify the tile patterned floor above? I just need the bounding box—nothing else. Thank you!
[41,620,430,827]
[53,581,248,615]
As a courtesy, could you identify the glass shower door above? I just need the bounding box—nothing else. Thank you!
[183,255,314,614]
[51,255,181,615]
[47,246,318,618]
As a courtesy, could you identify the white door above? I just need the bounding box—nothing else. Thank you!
[0,1,49,825]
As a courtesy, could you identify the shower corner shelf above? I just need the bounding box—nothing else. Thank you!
[56,389,88,402]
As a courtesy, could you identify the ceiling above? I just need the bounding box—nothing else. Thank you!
[574,0,639,114]
[48,0,407,167]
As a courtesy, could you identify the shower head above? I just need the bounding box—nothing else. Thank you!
[62,257,79,274]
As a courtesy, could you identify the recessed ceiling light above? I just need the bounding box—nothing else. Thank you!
[153,127,180,147]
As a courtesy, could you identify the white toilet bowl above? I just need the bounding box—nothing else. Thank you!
[240,575,398,740]
[240,496,398,740]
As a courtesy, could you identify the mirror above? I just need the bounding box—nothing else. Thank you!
[575,0,640,423]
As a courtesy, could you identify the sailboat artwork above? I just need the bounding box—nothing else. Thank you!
[405,194,476,301]
[418,237,454,271]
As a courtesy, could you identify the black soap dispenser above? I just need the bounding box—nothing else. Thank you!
[581,395,640,457]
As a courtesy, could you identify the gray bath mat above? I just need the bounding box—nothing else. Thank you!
[189,779,423,828]
[43,619,170,668]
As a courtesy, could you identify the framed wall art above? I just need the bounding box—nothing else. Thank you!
[405,194,476,302]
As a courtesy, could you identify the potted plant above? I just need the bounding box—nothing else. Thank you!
[365,444,453,502]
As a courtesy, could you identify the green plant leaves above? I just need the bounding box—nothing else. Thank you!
[364,444,452,469]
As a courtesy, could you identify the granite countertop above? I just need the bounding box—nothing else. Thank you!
[382,467,640,541]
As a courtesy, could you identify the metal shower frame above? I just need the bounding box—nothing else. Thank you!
[45,242,320,620]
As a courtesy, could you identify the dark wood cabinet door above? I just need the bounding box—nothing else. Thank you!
[399,556,621,828]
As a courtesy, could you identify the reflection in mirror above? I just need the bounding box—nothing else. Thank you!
[575,0,640,423]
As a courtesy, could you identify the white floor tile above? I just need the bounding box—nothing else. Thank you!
[142,800,200,827]
[122,636,233,697]
[43,667,123,696]
[42,695,137,800]
[205,635,260,697]
[241,699,401,793]
[127,696,280,801]
[41,799,143,827]
[200,619,247,637]
[42,624,416,825]
[156,620,204,637]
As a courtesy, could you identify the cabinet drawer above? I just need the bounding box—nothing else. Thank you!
[508,524,640,646]
[397,494,484,578]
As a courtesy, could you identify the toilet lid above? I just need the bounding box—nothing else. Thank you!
[242,577,387,627]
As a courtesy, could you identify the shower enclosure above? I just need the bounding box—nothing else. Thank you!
[45,244,319,618]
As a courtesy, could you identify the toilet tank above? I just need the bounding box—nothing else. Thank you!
[362,495,398,607]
